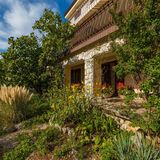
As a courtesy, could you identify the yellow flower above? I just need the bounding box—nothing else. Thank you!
[68,95,74,102]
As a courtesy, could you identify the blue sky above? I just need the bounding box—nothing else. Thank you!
[0,0,73,51]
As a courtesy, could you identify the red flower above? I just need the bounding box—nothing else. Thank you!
[117,82,125,89]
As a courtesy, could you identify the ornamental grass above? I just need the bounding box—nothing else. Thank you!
[0,85,33,129]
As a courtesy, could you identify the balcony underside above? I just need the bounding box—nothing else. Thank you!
[70,25,118,53]
[69,0,132,54]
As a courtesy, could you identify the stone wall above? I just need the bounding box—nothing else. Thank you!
[63,40,136,94]
[63,41,112,93]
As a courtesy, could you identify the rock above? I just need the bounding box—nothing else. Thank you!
[15,123,23,130]
[5,126,17,133]
[127,126,140,133]
[136,108,147,115]
[119,119,124,124]
[120,123,129,130]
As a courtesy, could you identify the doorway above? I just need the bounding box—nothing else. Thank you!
[101,61,118,96]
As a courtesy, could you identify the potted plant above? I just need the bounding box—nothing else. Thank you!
[101,84,114,98]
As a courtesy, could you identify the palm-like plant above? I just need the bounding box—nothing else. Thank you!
[113,133,160,160]
[135,135,160,160]
[114,132,135,160]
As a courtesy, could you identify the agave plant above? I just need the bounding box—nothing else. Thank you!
[135,134,160,160]
[113,132,135,160]
[113,132,160,160]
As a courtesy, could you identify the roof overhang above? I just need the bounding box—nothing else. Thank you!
[65,0,84,20]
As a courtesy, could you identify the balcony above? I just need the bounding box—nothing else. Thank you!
[70,0,108,25]
[70,0,132,53]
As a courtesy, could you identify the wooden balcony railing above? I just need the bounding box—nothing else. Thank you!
[70,0,132,51]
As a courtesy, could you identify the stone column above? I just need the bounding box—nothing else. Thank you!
[84,58,94,95]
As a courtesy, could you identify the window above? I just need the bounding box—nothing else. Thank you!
[71,68,82,84]
[102,63,112,86]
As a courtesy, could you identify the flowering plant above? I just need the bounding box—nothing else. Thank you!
[101,84,114,97]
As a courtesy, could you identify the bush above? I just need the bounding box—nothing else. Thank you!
[49,87,92,125]
[49,87,119,158]
[50,87,118,134]
[0,85,33,129]
[3,134,34,160]
[34,127,61,155]
[26,95,51,119]
[21,111,53,129]
[0,86,51,130]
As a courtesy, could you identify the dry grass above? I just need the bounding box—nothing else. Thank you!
[0,85,32,107]
[0,85,33,129]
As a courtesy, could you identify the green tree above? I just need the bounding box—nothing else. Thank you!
[33,9,74,89]
[2,9,74,93]
[111,0,160,98]
[0,58,5,85]
[2,33,42,92]
[111,0,160,132]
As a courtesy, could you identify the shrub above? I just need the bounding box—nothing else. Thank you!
[118,88,136,106]
[50,87,92,125]
[50,87,118,134]
[35,127,61,155]
[25,95,51,119]
[0,85,33,129]
[49,87,119,158]
[21,111,53,129]
[3,134,34,160]
[100,139,116,160]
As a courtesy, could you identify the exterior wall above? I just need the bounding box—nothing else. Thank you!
[70,0,101,25]
[63,41,115,94]
[63,40,137,95]
[64,0,135,95]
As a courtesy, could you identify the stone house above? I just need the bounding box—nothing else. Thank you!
[63,0,136,95]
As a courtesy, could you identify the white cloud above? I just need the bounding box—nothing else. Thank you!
[0,0,58,50]
[4,1,49,37]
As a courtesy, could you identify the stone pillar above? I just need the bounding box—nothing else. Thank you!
[84,58,94,95]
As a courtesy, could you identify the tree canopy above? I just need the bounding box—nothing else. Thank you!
[1,9,74,93]
[2,33,42,92]
[112,0,160,97]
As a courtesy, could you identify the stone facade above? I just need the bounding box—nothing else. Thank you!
[63,41,115,94]
[64,0,135,95]
[63,40,137,94]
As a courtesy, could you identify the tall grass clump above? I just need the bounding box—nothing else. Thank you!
[101,132,160,160]
[0,85,33,129]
